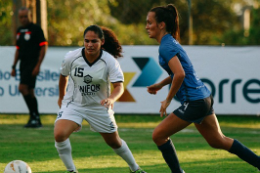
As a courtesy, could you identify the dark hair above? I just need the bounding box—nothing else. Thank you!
[150,4,180,41]
[83,25,122,59]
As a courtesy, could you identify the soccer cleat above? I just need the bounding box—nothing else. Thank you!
[64,170,78,173]
[24,119,42,128]
[37,116,42,126]
[129,168,147,173]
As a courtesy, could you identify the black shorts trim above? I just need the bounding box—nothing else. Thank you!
[173,95,214,124]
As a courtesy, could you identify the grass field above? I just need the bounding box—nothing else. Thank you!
[0,114,260,173]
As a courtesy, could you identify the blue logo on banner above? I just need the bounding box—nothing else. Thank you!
[132,57,162,87]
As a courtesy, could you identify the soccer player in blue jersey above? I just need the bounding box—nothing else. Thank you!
[145,4,260,173]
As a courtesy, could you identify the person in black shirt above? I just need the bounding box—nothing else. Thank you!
[11,7,48,128]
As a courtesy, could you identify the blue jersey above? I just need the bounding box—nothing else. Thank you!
[159,34,210,104]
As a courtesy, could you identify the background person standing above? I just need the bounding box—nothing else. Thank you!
[11,7,48,128]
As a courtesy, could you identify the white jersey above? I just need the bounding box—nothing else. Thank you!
[60,48,124,110]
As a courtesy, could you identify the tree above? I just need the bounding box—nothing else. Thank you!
[0,0,13,45]
[46,0,157,46]
[1,0,258,46]
[219,7,260,45]
[107,0,239,45]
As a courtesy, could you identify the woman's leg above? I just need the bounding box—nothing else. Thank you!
[153,113,191,173]
[100,131,140,172]
[195,114,260,169]
[54,119,80,172]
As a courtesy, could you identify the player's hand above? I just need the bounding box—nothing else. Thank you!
[159,99,171,117]
[101,98,114,108]
[147,83,163,95]
[32,66,40,76]
[11,69,16,77]
[57,98,62,108]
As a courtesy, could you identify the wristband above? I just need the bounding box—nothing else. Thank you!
[12,65,16,69]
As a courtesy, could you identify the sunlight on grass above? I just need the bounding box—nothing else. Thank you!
[0,114,259,173]
[1,114,259,129]
[13,152,165,172]
[2,149,260,173]
[217,123,260,129]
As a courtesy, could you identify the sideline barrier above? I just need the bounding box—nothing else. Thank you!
[0,46,259,115]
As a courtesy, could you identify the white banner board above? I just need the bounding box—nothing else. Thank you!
[0,46,259,115]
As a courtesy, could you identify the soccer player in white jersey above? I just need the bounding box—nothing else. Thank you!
[54,25,146,173]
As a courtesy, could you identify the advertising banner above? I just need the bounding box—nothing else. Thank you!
[0,46,259,115]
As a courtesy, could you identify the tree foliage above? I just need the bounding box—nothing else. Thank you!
[108,0,158,24]
[0,0,259,46]
[0,0,14,46]
[219,8,260,45]
[46,0,158,46]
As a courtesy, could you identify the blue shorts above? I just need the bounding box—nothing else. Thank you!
[173,95,214,124]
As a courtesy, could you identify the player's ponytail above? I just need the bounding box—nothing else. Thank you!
[150,4,180,42]
[101,26,122,59]
[166,4,180,42]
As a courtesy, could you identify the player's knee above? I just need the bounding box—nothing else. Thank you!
[152,129,163,145]
[54,131,68,142]
[18,86,28,95]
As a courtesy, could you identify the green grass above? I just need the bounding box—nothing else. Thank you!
[0,114,260,173]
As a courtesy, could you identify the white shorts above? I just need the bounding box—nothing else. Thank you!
[55,104,117,133]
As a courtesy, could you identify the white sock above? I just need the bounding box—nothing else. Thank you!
[113,139,139,171]
[55,138,76,171]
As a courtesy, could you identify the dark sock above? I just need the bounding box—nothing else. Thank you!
[31,97,39,115]
[158,139,183,173]
[22,94,33,119]
[31,97,41,124]
[229,139,260,169]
